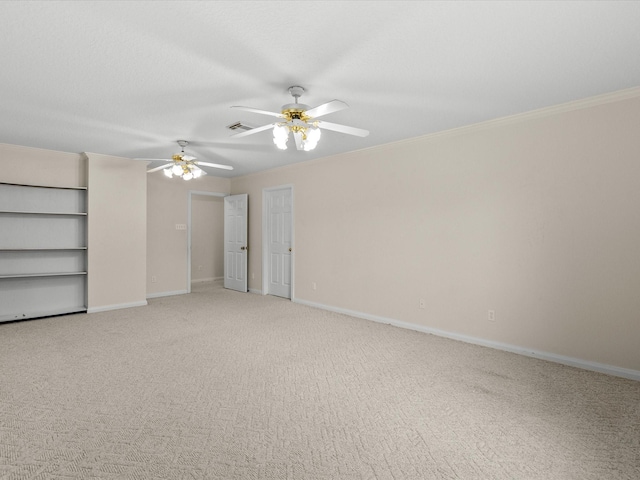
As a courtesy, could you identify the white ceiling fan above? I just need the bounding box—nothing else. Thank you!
[137,140,233,180]
[230,86,369,151]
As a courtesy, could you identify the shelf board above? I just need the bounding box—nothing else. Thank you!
[0,210,87,216]
[0,306,87,323]
[0,182,87,190]
[0,272,87,279]
[0,247,87,251]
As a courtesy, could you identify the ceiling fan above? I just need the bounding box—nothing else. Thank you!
[138,140,233,180]
[230,86,369,151]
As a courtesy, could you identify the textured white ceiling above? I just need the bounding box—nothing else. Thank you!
[2,1,640,178]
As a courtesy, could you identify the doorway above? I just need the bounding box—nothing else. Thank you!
[187,191,226,294]
[262,185,294,299]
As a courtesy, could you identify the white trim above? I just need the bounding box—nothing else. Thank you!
[87,300,148,313]
[249,288,263,295]
[262,185,295,300]
[146,290,188,299]
[293,298,640,382]
[187,190,228,294]
[405,86,640,146]
[191,276,223,284]
[233,87,640,183]
[189,190,227,198]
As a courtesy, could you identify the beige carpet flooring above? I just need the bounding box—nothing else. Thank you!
[1,280,639,479]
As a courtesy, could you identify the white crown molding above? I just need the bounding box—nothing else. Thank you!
[410,87,640,148]
[397,86,640,147]
[232,86,640,181]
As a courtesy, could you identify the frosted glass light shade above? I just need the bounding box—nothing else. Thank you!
[303,127,321,151]
[273,124,289,150]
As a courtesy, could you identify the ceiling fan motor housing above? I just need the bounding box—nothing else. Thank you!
[281,103,312,121]
[282,86,310,120]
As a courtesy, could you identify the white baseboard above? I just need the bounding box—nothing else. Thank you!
[191,277,223,284]
[146,290,188,299]
[249,288,263,295]
[293,298,640,382]
[87,300,148,314]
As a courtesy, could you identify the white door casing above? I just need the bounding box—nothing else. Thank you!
[263,186,293,299]
[224,194,248,292]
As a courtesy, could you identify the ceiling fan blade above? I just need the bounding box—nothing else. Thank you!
[197,161,234,171]
[146,163,172,174]
[292,131,304,151]
[305,100,348,119]
[316,121,369,137]
[230,122,278,138]
[231,106,285,118]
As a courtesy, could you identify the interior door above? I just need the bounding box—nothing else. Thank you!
[224,194,248,292]
[266,187,292,298]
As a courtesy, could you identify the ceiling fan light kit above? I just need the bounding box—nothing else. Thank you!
[164,161,205,181]
[136,140,233,180]
[231,85,369,151]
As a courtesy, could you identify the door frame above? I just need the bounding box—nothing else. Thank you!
[187,190,227,294]
[262,185,295,300]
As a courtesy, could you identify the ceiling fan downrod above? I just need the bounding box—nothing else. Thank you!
[288,86,305,103]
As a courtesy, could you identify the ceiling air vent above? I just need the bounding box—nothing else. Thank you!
[226,122,253,131]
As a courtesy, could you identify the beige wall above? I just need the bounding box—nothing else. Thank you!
[191,195,224,282]
[231,91,640,373]
[86,153,147,311]
[0,143,85,187]
[147,174,230,296]
[3,90,639,375]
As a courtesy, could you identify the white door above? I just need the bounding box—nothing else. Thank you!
[224,194,248,292]
[265,187,292,298]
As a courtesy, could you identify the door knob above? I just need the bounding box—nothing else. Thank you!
[289,247,292,252]
[240,246,246,250]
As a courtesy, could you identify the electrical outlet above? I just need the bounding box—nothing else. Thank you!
[198,265,203,271]
[419,299,426,309]
[251,272,255,280]
[151,275,157,283]
[312,282,317,290]
[488,310,495,322]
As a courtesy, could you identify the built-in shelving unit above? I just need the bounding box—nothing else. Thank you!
[0,182,88,322]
